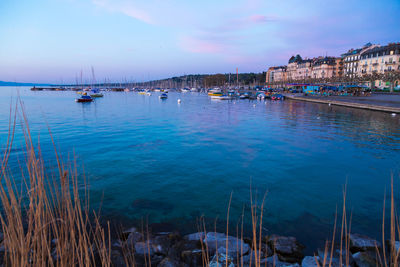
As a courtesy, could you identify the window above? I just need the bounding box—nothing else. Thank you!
[389,58,393,63]
[389,66,392,71]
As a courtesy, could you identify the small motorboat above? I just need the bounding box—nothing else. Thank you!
[271,94,284,101]
[257,93,266,100]
[208,88,222,96]
[90,93,103,98]
[90,89,103,98]
[159,93,168,99]
[211,95,232,100]
[75,94,93,102]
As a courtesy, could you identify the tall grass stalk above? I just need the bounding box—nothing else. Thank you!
[0,100,111,266]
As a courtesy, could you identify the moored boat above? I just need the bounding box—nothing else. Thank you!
[211,95,232,100]
[271,94,284,101]
[75,95,93,102]
[159,93,168,99]
[208,88,222,96]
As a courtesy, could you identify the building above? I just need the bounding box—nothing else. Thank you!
[266,66,287,84]
[311,57,337,79]
[294,59,312,81]
[286,55,303,81]
[359,43,400,75]
[341,43,379,78]
[334,57,344,78]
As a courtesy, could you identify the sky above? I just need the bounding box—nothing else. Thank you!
[0,0,399,83]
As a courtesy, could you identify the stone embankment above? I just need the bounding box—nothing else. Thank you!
[108,228,392,267]
[286,95,400,114]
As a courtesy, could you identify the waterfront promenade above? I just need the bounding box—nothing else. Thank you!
[286,93,400,114]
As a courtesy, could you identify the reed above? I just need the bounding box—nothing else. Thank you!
[0,99,111,266]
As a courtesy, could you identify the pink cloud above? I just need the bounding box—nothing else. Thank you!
[179,36,226,54]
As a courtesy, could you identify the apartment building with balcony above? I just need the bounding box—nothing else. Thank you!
[266,66,287,83]
[359,43,400,75]
[311,57,337,79]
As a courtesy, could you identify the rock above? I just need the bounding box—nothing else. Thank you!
[181,249,203,266]
[120,227,139,241]
[158,257,178,267]
[126,231,144,246]
[317,248,354,267]
[353,251,377,267]
[301,256,320,267]
[111,249,125,267]
[152,233,179,256]
[209,253,234,267]
[349,234,381,252]
[203,232,250,257]
[240,249,266,266]
[385,239,400,254]
[135,241,155,256]
[184,232,206,241]
[267,235,304,263]
[262,255,300,267]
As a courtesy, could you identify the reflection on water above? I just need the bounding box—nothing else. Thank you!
[0,87,399,253]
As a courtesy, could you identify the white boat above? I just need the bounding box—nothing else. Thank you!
[211,95,232,100]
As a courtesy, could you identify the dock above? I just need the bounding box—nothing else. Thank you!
[286,95,400,114]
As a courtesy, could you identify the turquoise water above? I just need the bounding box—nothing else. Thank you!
[1,87,400,250]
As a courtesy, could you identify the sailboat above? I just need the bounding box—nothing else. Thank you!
[89,67,104,97]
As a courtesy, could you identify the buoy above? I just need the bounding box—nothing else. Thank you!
[391,113,396,117]
[328,103,331,106]
[253,104,256,107]
[177,99,181,103]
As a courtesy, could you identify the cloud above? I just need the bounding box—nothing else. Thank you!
[179,36,227,54]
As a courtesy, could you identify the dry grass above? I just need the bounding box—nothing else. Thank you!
[0,99,111,266]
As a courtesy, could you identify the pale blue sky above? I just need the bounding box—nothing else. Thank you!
[0,0,399,83]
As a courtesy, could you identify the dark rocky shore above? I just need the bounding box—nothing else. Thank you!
[108,227,395,267]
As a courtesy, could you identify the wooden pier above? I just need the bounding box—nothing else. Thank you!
[286,95,400,114]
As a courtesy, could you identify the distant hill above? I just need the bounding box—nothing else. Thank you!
[0,81,52,86]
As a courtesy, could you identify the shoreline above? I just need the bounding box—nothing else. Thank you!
[106,226,390,266]
[285,95,400,114]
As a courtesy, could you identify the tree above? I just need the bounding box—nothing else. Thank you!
[382,70,400,92]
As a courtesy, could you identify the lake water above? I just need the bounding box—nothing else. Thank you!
[1,86,399,252]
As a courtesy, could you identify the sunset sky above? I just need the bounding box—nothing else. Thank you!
[0,0,399,83]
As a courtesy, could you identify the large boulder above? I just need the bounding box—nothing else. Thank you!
[353,251,378,267]
[261,255,300,267]
[110,249,126,267]
[301,256,320,267]
[240,249,266,267]
[209,253,234,267]
[267,235,304,263]
[317,247,354,267]
[181,249,203,266]
[349,234,381,253]
[203,232,250,257]
[158,257,179,267]
[184,232,206,241]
